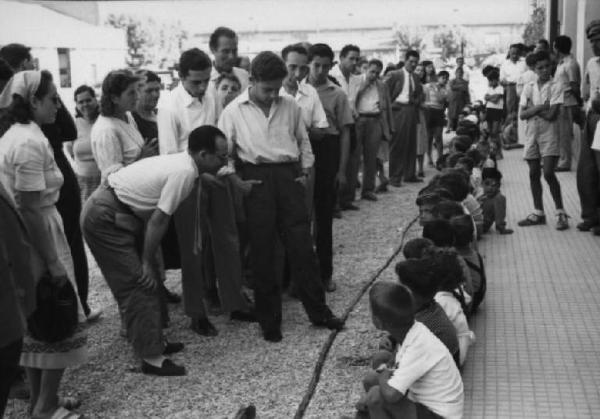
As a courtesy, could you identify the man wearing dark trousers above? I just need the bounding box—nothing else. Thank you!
[218,51,344,342]
[307,43,352,292]
[577,20,600,235]
[384,50,423,186]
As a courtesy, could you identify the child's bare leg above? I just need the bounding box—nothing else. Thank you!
[366,386,418,419]
[371,349,393,369]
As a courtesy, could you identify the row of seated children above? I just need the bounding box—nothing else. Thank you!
[352,150,515,418]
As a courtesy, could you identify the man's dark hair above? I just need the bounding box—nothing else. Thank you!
[405,50,420,61]
[395,258,439,299]
[403,238,434,259]
[0,58,14,84]
[368,59,383,70]
[0,43,31,70]
[209,27,237,51]
[525,52,537,68]
[136,69,162,84]
[553,35,572,54]
[340,44,360,59]
[281,43,308,61]
[438,70,449,79]
[532,50,551,66]
[369,282,415,328]
[537,39,550,50]
[422,219,455,247]
[188,125,224,154]
[308,43,334,63]
[250,51,287,82]
[178,48,212,78]
[449,214,475,247]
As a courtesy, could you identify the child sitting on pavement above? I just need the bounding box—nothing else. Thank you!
[416,188,454,226]
[392,258,460,365]
[450,214,487,313]
[402,237,434,260]
[357,282,464,419]
[478,167,514,234]
[427,247,475,367]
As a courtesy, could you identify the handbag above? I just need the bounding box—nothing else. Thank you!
[27,273,79,343]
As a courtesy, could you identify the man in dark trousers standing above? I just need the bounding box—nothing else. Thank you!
[384,50,422,186]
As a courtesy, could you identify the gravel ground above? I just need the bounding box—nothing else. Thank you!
[5,172,425,419]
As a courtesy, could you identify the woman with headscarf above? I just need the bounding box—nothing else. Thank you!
[0,70,87,419]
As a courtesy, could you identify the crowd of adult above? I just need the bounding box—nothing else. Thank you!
[1,19,600,419]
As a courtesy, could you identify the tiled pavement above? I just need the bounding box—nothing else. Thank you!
[462,148,600,418]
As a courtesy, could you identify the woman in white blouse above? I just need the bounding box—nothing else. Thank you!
[91,70,157,181]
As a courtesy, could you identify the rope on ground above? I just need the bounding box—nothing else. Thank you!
[293,215,420,419]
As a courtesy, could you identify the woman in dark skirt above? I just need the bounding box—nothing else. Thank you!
[42,100,101,321]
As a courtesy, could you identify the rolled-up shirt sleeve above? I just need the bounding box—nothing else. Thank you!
[157,107,180,155]
[91,126,124,180]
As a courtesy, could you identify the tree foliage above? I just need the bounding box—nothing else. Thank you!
[105,14,188,68]
[433,26,464,60]
[394,26,426,55]
[522,0,546,45]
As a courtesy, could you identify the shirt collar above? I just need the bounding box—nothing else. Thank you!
[238,87,282,108]
[176,83,200,107]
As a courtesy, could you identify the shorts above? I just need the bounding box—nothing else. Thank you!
[523,116,560,160]
[485,107,503,125]
[424,107,445,128]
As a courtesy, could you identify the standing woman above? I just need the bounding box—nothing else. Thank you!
[447,67,470,132]
[65,85,101,201]
[91,70,157,180]
[422,60,437,84]
[0,70,87,419]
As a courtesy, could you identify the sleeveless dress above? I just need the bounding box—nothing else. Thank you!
[0,122,87,369]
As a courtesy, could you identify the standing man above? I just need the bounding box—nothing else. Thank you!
[218,51,344,342]
[82,126,229,376]
[576,21,600,235]
[208,27,250,103]
[553,35,582,172]
[500,44,526,118]
[331,44,362,210]
[384,50,423,186]
[306,43,352,292]
[454,56,470,82]
[351,59,393,201]
[158,48,251,336]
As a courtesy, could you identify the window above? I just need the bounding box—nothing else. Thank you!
[57,48,71,88]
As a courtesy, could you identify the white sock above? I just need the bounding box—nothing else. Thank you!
[143,355,166,368]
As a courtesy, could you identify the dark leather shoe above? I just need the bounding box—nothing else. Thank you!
[555,166,570,172]
[263,329,283,342]
[230,310,257,322]
[361,192,378,201]
[163,341,184,355]
[233,405,257,419]
[404,177,423,183]
[190,317,218,336]
[592,225,600,236]
[314,315,345,331]
[341,203,360,211]
[141,359,186,376]
[577,220,598,232]
[161,285,181,304]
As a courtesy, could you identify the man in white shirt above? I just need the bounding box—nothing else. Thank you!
[218,52,344,342]
[577,20,600,235]
[158,48,252,337]
[553,35,582,171]
[330,44,363,210]
[500,44,526,116]
[383,50,423,186]
[208,27,250,112]
[82,126,228,376]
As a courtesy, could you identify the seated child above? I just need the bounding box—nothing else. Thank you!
[415,188,454,226]
[450,215,487,312]
[359,282,464,419]
[501,112,524,150]
[393,258,460,365]
[477,167,513,234]
[402,237,434,260]
[465,149,484,198]
[435,170,484,237]
[427,247,475,367]
[422,219,455,247]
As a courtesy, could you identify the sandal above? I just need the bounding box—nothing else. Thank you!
[517,213,546,227]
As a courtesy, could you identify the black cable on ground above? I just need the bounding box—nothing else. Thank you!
[293,215,420,419]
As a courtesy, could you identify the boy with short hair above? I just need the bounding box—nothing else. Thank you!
[218,51,344,342]
[518,51,569,230]
[358,282,464,419]
[478,167,513,234]
[484,68,504,159]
